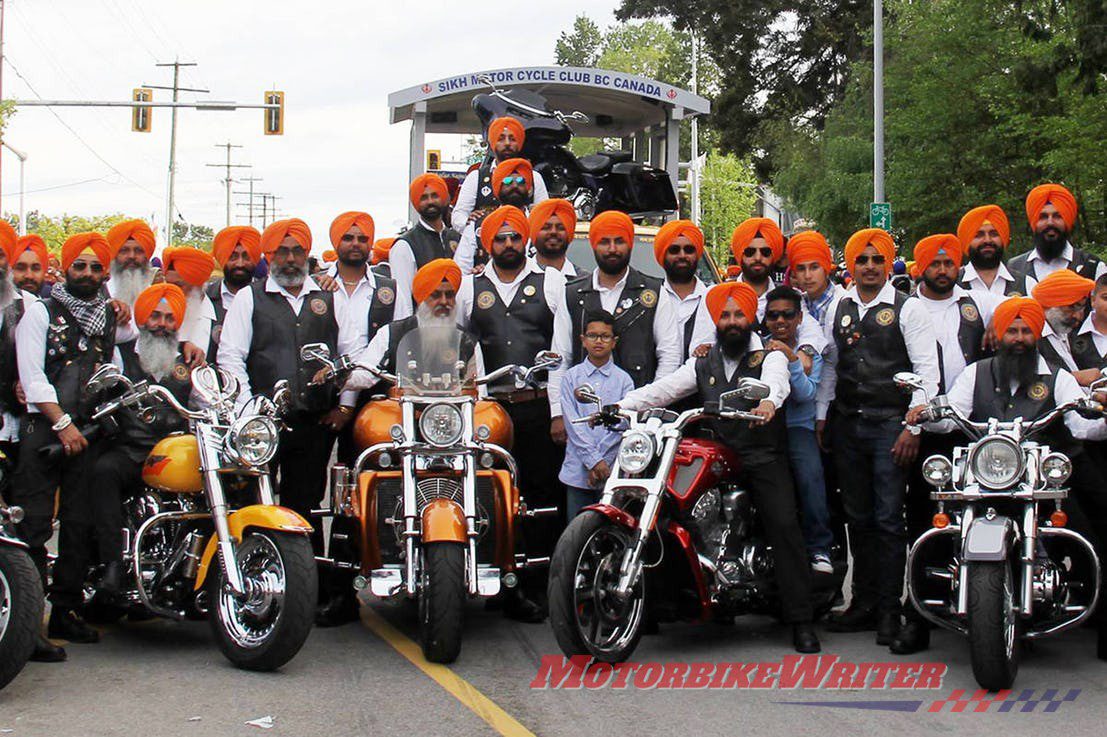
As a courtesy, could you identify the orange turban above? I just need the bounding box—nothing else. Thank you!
[106,219,156,258]
[12,235,48,269]
[705,282,759,324]
[844,228,896,275]
[211,226,261,267]
[61,232,111,271]
[528,198,576,241]
[322,249,338,263]
[993,296,1046,340]
[653,219,704,265]
[1026,183,1078,231]
[487,116,525,147]
[260,218,312,256]
[411,258,462,304]
[409,173,449,209]
[162,247,215,287]
[588,210,635,249]
[787,230,833,273]
[133,283,187,326]
[730,218,785,269]
[491,158,533,198]
[329,211,375,249]
[0,220,16,262]
[372,237,395,265]
[957,205,1010,253]
[480,205,530,253]
[1031,268,1095,308]
[911,234,962,278]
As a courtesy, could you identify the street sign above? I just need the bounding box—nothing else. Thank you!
[869,202,892,229]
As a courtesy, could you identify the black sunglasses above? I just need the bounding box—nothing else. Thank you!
[70,261,104,273]
[492,232,524,244]
[765,309,799,321]
[743,246,773,259]
[854,254,886,265]
[666,244,699,256]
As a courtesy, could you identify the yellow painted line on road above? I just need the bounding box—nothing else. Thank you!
[361,606,537,737]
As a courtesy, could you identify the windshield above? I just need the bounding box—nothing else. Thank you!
[395,326,477,397]
[566,233,719,284]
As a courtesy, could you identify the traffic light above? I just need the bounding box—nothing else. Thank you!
[132,88,152,132]
[427,149,442,170]
[264,91,284,135]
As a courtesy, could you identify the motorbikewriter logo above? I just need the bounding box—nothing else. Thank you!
[530,655,947,691]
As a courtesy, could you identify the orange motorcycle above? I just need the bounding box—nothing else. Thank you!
[303,327,559,662]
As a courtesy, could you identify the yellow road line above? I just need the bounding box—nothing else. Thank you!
[361,606,537,737]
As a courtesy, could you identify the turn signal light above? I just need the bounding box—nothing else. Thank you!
[932,513,950,529]
[1050,510,1068,528]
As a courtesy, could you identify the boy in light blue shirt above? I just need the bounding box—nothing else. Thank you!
[559,310,634,517]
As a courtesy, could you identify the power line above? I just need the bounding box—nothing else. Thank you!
[2,174,114,197]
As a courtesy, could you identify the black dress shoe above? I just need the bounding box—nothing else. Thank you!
[315,594,360,628]
[99,561,124,595]
[503,588,546,624]
[876,611,901,646]
[889,619,930,654]
[29,635,67,663]
[793,623,821,654]
[825,602,877,632]
[47,608,100,644]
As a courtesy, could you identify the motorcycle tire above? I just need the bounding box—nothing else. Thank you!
[0,545,44,690]
[548,512,645,663]
[419,542,465,664]
[966,560,1021,690]
[208,531,317,672]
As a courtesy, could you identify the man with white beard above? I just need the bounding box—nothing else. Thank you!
[93,284,195,595]
[161,246,217,362]
[1031,268,1101,386]
[106,220,157,305]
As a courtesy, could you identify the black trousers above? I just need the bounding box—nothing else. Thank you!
[273,417,336,554]
[739,459,813,623]
[324,394,374,599]
[91,446,146,564]
[10,414,100,609]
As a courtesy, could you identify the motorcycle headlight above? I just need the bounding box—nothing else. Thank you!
[921,455,953,488]
[968,436,1024,490]
[617,431,654,475]
[1041,453,1072,487]
[419,403,464,448]
[225,416,278,467]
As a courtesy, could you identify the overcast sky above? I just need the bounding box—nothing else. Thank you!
[1,0,624,253]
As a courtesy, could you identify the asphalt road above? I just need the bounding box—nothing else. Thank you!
[3,597,1106,737]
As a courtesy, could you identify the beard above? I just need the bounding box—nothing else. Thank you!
[969,245,1003,270]
[136,327,180,380]
[716,325,752,359]
[596,251,630,276]
[663,260,696,284]
[0,269,14,308]
[223,264,254,289]
[491,246,525,271]
[272,260,308,289]
[338,249,368,268]
[1045,306,1079,337]
[922,273,955,296]
[1032,226,1068,261]
[110,262,154,305]
[535,233,568,259]
[418,203,443,222]
[996,342,1039,390]
[416,300,456,329]
[499,189,531,208]
[66,276,102,299]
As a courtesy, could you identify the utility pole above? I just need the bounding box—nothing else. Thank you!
[147,60,204,246]
[690,32,701,226]
[234,176,263,226]
[2,142,25,233]
[873,0,885,205]
[206,142,248,227]
[1,0,7,210]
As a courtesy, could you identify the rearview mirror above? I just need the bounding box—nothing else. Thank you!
[894,372,925,393]
[574,384,601,406]
[533,351,561,370]
[86,364,124,395]
[728,378,771,402]
[300,343,333,368]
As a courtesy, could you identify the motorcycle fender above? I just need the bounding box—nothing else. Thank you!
[581,503,638,530]
[962,516,1015,562]
[421,499,467,543]
[193,505,314,590]
[0,532,28,550]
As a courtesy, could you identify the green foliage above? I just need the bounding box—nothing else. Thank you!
[699,153,759,263]
[0,101,16,140]
[172,222,214,252]
[9,211,130,254]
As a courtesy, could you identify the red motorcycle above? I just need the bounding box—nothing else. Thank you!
[548,381,843,662]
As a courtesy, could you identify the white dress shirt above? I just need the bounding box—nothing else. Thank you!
[914,286,1001,390]
[218,280,239,312]
[738,274,827,353]
[815,281,941,422]
[217,275,359,407]
[1039,323,1079,371]
[389,219,452,309]
[528,256,581,279]
[662,277,714,359]
[961,262,1016,297]
[547,268,681,418]
[1022,242,1107,290]
[453,222,481,275]
[1076,314,1107,357]
[451,167,548,231]
[620,334,790,411]
[1,290,36,439]
[179,291,217,353]
[929,356,1107,440]
[455,261,564,331]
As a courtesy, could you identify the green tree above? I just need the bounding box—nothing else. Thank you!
[700,153,759,262]
[555,15,603,67]
[172,222,215,251]
[13,211,130,254]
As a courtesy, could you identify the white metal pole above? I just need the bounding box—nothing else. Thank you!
[690,33,701,225]
[2,142,26,234]
[873,0,885,204]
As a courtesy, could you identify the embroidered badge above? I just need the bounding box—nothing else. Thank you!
[960,303,980,322]
[875,307,895,326]
[480,185,492,197]
[377,286,395,306]
[748,351,763,368]
[476,291,496,310]
[1009,291,1023,298]
[619,297,634,311]
[172,364,190,381]
[523,284,537,297]
[309,298,328,316]
[639,289,658,308]
[840,314,852,328]
[708,376,715,386]
[1028,381,1049,401]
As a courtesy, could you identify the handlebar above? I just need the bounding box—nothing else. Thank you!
[921,397,1105,439]
[572,404,765,430]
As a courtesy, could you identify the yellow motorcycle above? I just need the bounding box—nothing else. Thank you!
[76,363,317,671]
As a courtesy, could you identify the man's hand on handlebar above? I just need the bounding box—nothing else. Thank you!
[57,424,88,457]
[905,404,930,426]
[750,400,776,427]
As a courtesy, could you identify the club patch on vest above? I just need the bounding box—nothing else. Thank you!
[1028,381,1049,401]
[172,364,190,382]
[309,298,328,316]
[960,303,979,322]
[875,307,895,326]
[523,284,537,297]
[840,314,852,328]
[639,289,658,308]
[211,324,222,346]
[481,186,492,197]
[377,286,395,306]
[1072,335,1090,354]
[1009,291,1023,297]
[476,291,496,310]
[747,351,763,368]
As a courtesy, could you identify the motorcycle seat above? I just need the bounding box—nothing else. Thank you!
[578,150,634,174]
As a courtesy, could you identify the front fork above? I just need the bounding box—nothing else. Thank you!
[613,436,680,598]
[955,503,1038,618]
[197,424,246,595]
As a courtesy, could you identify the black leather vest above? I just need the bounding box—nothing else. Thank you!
[116,340,190,456]
[934,294,990,392]
[365,274,398,343]
[383,316,477,377]
[473,157,499,211]
[469,271,553,386]
[567,268,663,388]
[43,298,116,421]
[1069,331,1106,371]
[1007,248,1102,296]
[693,345,787,467]
[204,279,233,363]
[0,298,26,415]
[396,223,459,271]
[970,357,1079,457]
[831,290,912,420]
[245,282,338,416]
[1037,336,1072,371]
